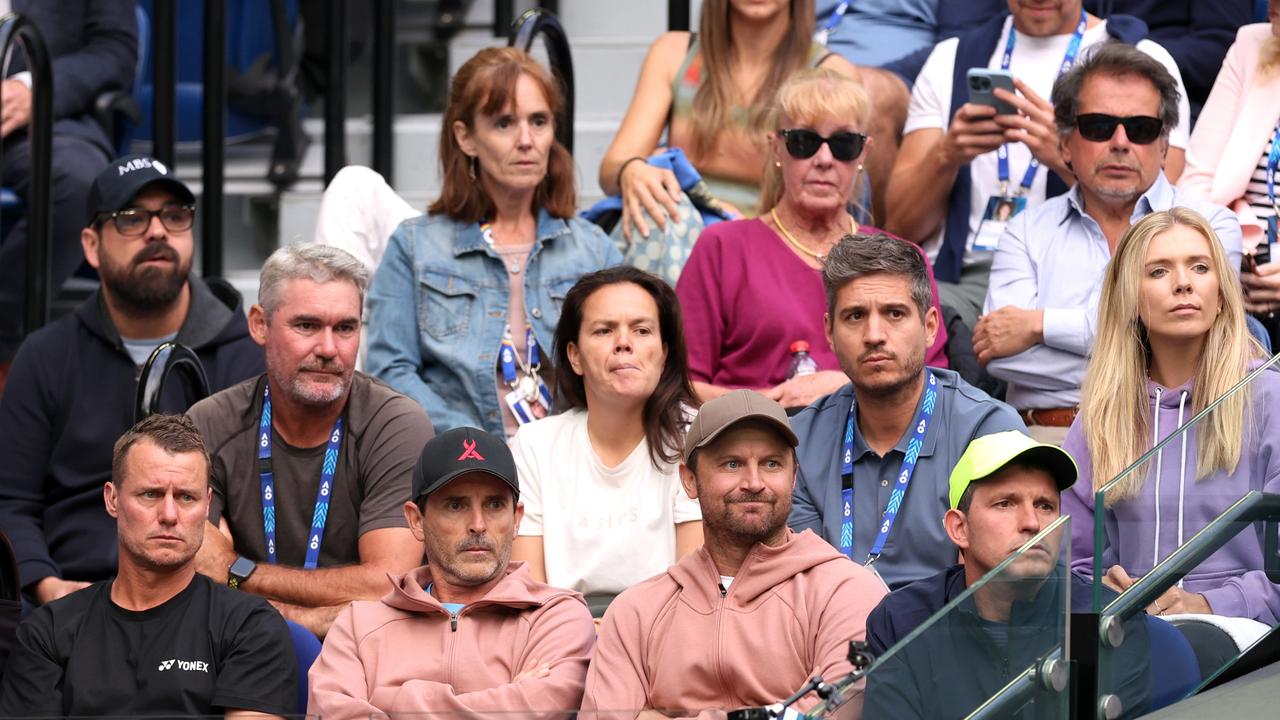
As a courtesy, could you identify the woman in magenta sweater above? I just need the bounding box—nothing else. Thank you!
[676,68,947,408]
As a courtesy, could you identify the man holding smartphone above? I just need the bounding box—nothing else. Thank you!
[884,0,1192,329]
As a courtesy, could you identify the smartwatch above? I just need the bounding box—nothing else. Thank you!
[227,555,257,590]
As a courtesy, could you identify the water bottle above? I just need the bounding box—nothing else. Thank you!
[788,340,819,378]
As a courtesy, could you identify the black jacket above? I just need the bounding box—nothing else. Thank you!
[863,565,1151,719]
[8,0,138,154]
[0,278,264,595]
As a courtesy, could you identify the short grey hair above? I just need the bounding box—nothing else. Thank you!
[1052,42,1181,138]
[258,244,370,317]
[822,233,932,320]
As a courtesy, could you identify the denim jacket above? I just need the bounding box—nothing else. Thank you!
[367,209,622,435]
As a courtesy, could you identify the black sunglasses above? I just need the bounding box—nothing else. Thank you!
[778,128,867,162]
[98,204,196,236]
[1074,113,1164,145]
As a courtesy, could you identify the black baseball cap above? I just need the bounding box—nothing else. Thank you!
[85,154,196,226]
[411,427,519,502]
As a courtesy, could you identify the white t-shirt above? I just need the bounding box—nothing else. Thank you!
[510,408,703,596]
[904,17,1192,263]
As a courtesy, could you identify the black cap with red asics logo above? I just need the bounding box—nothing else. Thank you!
[411,427,519,502]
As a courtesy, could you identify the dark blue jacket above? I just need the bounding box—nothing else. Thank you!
[863,564,1151,719]
[0,278,264,595]
[7,0,137,154]
[1084,0,1253,118]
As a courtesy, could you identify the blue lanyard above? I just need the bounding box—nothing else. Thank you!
[257,382,343,569]
[1267,118,1280,212]
[839,370,938,564]
[499,327,540,385]
[821,1,850,34]
[995,11,1087,196]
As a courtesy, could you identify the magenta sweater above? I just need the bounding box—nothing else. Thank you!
[676,218,949,389]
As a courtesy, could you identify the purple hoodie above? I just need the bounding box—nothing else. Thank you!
[1062,365,1280,624]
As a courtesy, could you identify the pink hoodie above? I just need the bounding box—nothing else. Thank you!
[581,529,888,718]
[307,562,595,719]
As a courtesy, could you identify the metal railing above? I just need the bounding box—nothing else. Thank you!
[669,0,691,31]
[151,0,175,167]
[372,0,396,181]
[0,13,53,335]
[135,342,211,420]
[508,8,574,153]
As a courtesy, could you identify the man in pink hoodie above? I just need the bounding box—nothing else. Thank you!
[582,390,889,719]
[306,426,596,718]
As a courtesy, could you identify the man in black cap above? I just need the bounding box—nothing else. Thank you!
[0,154,265,608]
[307,427,596,716]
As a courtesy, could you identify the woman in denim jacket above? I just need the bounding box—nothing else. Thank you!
[368,48,621,436]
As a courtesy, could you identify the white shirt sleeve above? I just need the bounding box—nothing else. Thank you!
[509,427,545,536]
[903,38,960,136]
[672,477,702,524]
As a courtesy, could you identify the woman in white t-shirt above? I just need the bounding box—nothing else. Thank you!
[510,266,703,612]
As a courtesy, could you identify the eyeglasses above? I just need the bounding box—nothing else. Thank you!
[98,204,196,236]
[1073,114,1164,144]
[778,129,867,162]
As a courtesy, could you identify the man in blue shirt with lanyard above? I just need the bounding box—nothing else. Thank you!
[788,233,1025,589]
[977,42,1241,445]
[189,245,434,637]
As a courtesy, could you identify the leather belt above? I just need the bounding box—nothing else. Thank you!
[1019,407,1079,427]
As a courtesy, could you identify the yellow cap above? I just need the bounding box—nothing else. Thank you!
[948,431,1078,510]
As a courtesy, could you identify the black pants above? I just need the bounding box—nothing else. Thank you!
[0,132,109,360]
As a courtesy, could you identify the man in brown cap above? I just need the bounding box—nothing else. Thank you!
[581,390,889,719]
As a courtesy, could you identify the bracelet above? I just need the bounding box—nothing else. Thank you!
[615,156,647,192]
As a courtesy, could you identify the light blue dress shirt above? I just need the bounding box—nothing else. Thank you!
[983,172,1243,410]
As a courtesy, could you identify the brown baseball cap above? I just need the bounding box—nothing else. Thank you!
[682,389,799,464]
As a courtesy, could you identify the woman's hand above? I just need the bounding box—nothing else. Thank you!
[1241,260,1280,314]
[620,159,683,242]
[763,370,849,410]
[1103,565,1212,615]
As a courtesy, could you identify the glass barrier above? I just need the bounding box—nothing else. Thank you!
[1087,354,1280,716]
[837,516,1072,720]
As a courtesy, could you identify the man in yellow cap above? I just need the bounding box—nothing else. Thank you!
[861,430,1150,718]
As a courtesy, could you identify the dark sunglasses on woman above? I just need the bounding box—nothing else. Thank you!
[778,128,868,162]
[1073,114,1164,145]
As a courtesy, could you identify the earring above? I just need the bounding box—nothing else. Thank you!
[468,156,477,181]
[775,161,782,168]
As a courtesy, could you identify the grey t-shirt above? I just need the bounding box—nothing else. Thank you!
[187,372,433,567]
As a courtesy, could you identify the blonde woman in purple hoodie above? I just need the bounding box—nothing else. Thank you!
[1061,207,1280,625]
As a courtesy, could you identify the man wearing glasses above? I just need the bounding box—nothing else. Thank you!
[976,43,1241,444]
[0,154,265,608]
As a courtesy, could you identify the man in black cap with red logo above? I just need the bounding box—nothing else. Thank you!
[0,154,264,609]
[307,426,596,717]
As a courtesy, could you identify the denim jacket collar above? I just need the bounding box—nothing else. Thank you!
[450,208,574,258]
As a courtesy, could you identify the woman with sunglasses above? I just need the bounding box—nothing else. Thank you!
[1061,208,1280,625]
[676,68,948,408]
[1179,3,1280,347]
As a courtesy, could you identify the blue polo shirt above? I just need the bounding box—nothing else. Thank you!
[788,368,1024,589]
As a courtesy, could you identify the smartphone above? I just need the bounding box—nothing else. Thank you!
[966,68,1017,115]
[1245,243,1271,273]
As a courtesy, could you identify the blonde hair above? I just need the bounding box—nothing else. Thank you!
[755,67,870,215]
[1080,208,1262,503]
[688,0,816,160]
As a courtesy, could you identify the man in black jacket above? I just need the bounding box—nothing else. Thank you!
[862,430,1151,719]
[0,154,264,608]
